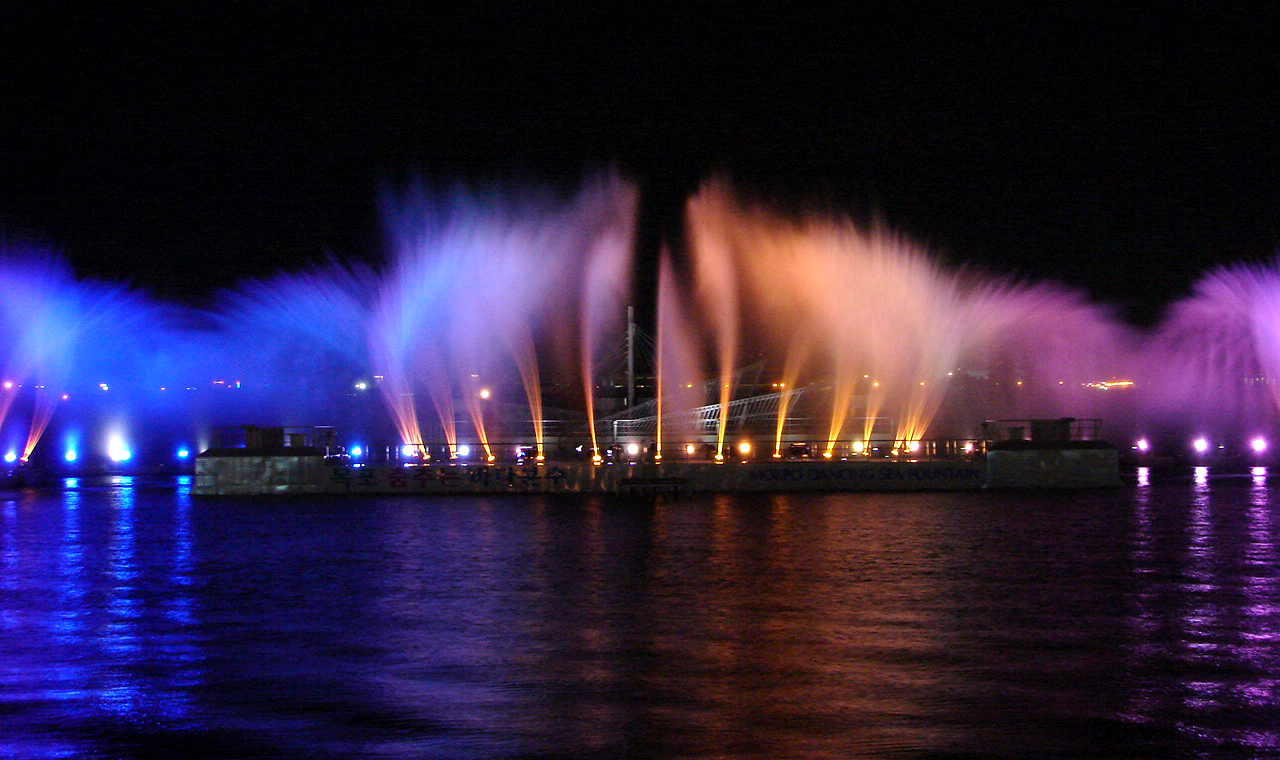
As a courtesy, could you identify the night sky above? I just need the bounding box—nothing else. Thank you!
[2,4,1278,325]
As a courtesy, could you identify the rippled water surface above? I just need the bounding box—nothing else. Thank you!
[3,470,1280,758]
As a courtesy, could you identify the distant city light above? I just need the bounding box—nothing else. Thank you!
[1252,437,1268,453]
[98,383,108,391]
[1085,380,1136,391]
[1193,438,1209,453]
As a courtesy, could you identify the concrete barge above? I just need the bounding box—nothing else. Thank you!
[193,441,1121,496]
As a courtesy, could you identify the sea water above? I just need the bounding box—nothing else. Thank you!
[1,472,1278,759]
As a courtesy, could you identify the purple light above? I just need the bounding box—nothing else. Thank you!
[1252,437,1268,453]
[1193,438,1209,453]
[1136,438,1150,452]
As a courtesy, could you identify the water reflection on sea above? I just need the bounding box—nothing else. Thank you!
[1,472,1280,758]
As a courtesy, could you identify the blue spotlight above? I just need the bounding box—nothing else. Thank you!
[177,448,190,459]
[350,445,363,458]
[64,449,78,462]
[3,452,16,464]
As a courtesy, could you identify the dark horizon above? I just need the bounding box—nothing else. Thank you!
[3,5,1279,326]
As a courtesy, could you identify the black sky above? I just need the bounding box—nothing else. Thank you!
[2,4,1278,325]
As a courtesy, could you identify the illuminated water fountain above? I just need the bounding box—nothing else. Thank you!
[654,180,1134,459]
[371,175,636,463]
[6,175,1280,478]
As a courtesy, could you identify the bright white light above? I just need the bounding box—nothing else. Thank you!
[852,441,866,453]
[457,445,471,458]
[1136,438,1150,452]
[1252,437,1268,453]
[684,444,696,455]
[1193,438,1209,453]
[3,452,15,463]
[626,443,640,456]
[107,435,131,462]
[906,441,920,453]
[64,449,77,462]
[401,444,420,459]
[177,448,190,459]
[479,388,491,400]
[354,381,368,391]
[99,383,109,391]
[963,442,975,453]
[350,445,363,458]
[738,441,752,455]
[2,381,10,390]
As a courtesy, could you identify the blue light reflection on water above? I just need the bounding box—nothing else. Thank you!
[1,474,1280,757]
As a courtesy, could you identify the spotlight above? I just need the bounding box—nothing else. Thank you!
[457,445,471,458]
[852,441,866,454]
[1192,438,1209,454]
[3,452,16,463]
[684,444,696,456]
[64,449,77,462]
[626,443,640,456]
[107,436,131,463]
[350,445,363,458]
[738,441,751,456]
[906,441,920,453]
[1252,437,1268,453]
[176,448,190,459]
[1135,438,1150,452]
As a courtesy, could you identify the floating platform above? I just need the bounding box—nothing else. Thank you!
[193,441,1121,497]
